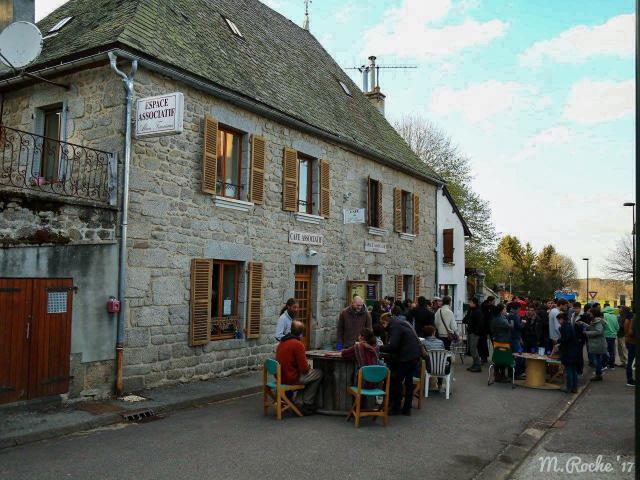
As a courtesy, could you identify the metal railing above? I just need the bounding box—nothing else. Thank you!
[0,125,116,204]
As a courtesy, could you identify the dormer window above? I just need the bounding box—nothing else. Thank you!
[224,17,243,37]
[49,17,73,33]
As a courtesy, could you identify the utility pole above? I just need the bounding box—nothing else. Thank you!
[623,203,636,311]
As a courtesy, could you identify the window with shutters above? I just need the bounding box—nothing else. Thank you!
[298,154,314,214]
[443,228,455,264]
[367,178,382,228]
[216,127,243,199]
[401,190,413,234]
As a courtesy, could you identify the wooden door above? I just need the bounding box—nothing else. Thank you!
[294,266,313,349]
[0,279,32,404]
[28,279,73,399]
[0,278,73,405]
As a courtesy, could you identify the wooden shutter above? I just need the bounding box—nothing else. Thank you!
[413,194,420,235]
[367,176,372,226]
[282,148,298,211]
[415,276,421,298]
[319,159,330,217]
[393,187,402,233]
[202,115,218,195]
[377,180,383,228]
[443,228,454,264]
[246,262,264,339]
[190,259,212,346]
[395,275,403,301]
[250,135,266,204]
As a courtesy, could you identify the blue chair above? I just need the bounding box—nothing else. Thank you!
[263,359,305,420]
[347,365,390,427]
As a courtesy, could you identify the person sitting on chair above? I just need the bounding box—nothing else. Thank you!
[275,321,323,415]
[421,325,445,350]
[341,328,380,368]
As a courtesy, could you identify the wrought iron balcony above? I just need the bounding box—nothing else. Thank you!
[0,125,116,205]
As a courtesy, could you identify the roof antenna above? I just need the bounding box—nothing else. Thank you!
[303,0,311,31]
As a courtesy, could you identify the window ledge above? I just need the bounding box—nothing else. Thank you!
[368,226,387,237]
[443,262,456,266]
[214,196,254,212]
[294,212,324,224]
[400,233,417,241]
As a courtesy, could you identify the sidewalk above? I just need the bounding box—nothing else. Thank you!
[512,366,634,479]
[0,371,262,450]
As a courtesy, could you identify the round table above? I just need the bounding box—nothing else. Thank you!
[306,350,356,415]
[514,353,562,390]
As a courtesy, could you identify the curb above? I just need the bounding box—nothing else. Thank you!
[0,384,261,451]
[472,380,593,480]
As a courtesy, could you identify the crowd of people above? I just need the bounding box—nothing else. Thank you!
[463,295,636,392]
[272,293,636,417]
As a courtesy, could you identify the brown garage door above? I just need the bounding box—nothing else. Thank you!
[0,278,73,404]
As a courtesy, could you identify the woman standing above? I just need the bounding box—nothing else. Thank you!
[490,303,513,382]
[583,306,607,381]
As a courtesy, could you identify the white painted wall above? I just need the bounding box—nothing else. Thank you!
[436,188,467,320]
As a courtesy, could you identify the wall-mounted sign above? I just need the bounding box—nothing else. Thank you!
[136,92,184,137]
[343,208,366,224]
[346,280,380,307]
[364,239,387,253]
[289,230,323,246]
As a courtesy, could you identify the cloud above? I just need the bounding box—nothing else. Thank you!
[429,80,549,123]
[334,4,355,24]
[520,14,634,67]
[362,0,508,60]
[564,79,634,124]
[511,126,574,163]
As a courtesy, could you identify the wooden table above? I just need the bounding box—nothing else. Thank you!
[513,353,563,390]
[306,350,356,415]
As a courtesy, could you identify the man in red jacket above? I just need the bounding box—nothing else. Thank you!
[275,320,323,415]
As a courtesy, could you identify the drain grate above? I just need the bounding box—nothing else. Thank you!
[121,409,157,422]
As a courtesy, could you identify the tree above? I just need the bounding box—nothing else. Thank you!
[395,115,498,278]
[603,236,634,280]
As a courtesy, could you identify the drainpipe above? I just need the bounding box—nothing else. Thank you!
[109,52,137,396]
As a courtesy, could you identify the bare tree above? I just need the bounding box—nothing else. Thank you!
[603,236,634,280]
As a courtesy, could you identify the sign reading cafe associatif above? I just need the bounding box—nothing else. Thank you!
[289,231,323,246]
[135,92,184,138]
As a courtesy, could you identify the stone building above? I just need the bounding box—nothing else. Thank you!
[0,0,443,401]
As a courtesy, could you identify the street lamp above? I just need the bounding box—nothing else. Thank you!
[623,202,636,312]
[582,258,589,303]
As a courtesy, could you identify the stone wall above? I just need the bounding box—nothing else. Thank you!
[121,67,438,391]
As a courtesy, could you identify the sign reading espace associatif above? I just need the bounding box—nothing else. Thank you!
[136,92,184,138]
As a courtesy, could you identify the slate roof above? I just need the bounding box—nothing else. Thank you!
[7,0,441,183]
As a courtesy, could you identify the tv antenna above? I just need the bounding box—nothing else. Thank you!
[0,21,68,89]
[345,56,417,92]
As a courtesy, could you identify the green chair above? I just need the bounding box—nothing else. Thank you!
[347,365,390,428]
[488,345,516,388]
[263,359,305,420]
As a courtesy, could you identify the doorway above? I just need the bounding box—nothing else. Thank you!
[294,265,313,349]
[0,278,73,404]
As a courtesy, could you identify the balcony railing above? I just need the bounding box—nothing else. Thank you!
[0,125,116,205]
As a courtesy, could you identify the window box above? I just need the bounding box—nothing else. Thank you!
[213,196,254,212]
[368,226,386,236]
[294,212,324,224]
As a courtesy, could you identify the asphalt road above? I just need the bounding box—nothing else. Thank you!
[0,365,574,480]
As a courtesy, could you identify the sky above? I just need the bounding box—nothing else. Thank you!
[35,0,635,278]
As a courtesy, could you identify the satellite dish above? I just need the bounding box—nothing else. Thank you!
[0,22,43,69]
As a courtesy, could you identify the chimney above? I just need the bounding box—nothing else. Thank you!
[363,56,386,116]
[0,0,35,31]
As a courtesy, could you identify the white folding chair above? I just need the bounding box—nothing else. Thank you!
[424,349,453,399]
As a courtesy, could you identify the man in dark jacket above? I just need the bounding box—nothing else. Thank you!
[380,312,421,416]
[478,296,496,363]
[464,298,484,372]
[557,313,580,393]
[336,296,372,349]
[407,296,435,336]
